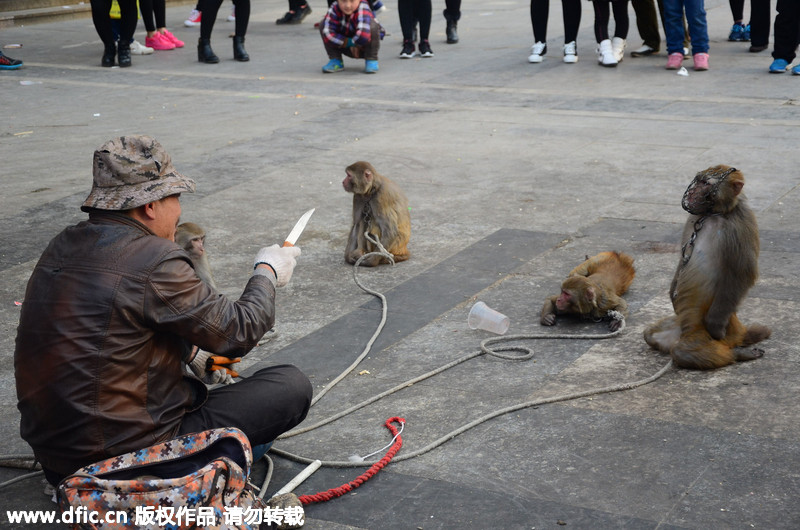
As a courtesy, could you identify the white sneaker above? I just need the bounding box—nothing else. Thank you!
[597,39,617,66]
[227,6,236,22]
[528,41,546,63]
[130,40,154,55]
[611,37,626,63]
[631,44,656,57]
[563,41,578,63]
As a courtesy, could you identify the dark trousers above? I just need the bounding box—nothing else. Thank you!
[139,0,166,32]
[592,0,630,42]
[43,364,312,487]
[749,0,771,47]
[444,0,461,21]
[91,0,137,46]
[200,0,251,38]
[773,0,800,61]
[179,364,312,447]
[399,0,433,41]
[530,0,582,44]
[321,20,382,61]
[631,0,689,49]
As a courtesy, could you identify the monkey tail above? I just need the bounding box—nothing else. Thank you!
[671,332,736,370]
[742,324,771,346]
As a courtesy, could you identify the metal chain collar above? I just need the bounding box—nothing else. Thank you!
[681,166,737,215]
[362,199,373,229]
[681,214,719,266]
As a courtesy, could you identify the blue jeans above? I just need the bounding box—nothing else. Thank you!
[664,0,708,55]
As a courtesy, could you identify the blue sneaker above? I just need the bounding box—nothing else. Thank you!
[322,58,344,73]
[728,23,746,41]
[742,24,751,41]
[364,59,379,73]
[769,58,788,73]
[371,0,386,14]
[793,63,800,75]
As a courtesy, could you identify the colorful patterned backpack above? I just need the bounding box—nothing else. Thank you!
[57,427,272,529]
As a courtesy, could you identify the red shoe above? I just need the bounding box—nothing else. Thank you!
[161,29,185,48]
[184,9,201,27]
[146,32,176,51]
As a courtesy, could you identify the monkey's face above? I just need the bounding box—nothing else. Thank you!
[682,166,738,215]
[555,289,574,312]
[343,169,372,195]
[559,277,596,315]
[189,236,206,257]
[342,171,355,193]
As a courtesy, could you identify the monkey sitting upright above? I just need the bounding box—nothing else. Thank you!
[175,222,217,289]
[342,161,411,267]
[644,165,771,369]
[541,251,636,331]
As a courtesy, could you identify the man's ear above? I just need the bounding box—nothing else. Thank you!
[141,202,158,221]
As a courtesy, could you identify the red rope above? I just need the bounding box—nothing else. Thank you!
[297,417,405,505]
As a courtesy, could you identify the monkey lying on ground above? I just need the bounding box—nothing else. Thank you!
[343,161,411,266]
[541,251,635,331]
[176,222,217,289]
[644,165,771,369]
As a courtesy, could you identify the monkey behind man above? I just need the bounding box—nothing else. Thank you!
[175,222,217,289]
[342,161,411,267]
[541,251,635,331]
[644,165,771,369]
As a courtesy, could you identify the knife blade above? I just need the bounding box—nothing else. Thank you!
[283,208,315,247]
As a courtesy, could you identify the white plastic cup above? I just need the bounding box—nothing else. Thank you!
[467,301,510,335]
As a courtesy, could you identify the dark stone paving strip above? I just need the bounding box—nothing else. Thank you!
[255,228,566,382]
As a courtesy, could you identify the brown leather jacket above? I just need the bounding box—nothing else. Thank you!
[14,212,275,475]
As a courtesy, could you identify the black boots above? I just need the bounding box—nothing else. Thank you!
[117,41,131,67]
[233,36,249,62]
[444,11,459,44]
[198,38,220,64]
[198,37,249,63]
[446,20,458,44]
[101,43,116,67]
[102,41,131,67]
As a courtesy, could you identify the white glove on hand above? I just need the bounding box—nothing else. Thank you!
[188,349,234,385]
[254,244,301,287]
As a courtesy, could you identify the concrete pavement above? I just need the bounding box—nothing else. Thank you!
[1,0,800,528]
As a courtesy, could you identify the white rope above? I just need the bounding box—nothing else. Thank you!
[300,233,394,409]
[272,236,674,467]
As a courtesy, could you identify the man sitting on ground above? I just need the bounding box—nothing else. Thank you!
[15,135,312,486]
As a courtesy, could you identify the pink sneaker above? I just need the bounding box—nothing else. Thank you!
[693,52,709,71]
[145,32,176,51]
[665,52,683,69]
[160,29,185,48]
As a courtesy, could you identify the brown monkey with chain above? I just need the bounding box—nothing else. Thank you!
[343,161,411,266]
[644,165,771,369]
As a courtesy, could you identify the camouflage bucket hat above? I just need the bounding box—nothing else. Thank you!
[82,135,195,211]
